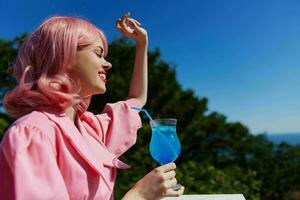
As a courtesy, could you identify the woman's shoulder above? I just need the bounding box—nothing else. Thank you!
[2,111,56,148]
[0,111,58,163]
[12,110,54,131]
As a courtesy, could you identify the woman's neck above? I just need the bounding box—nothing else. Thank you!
[65,107,77,123]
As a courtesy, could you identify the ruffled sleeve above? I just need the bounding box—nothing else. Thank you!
[93,98,143,157]
[0,123,69,199]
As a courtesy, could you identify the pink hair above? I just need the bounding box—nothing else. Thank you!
[3,16,108,119]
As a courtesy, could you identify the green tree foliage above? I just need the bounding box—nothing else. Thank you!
[0,35,300,200]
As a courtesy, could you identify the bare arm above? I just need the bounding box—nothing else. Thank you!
[128,43,148,106]
[115,12,148,107]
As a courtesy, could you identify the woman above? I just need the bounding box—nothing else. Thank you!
[0,13,184,200]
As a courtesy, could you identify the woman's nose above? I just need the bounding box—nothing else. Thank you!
[103,61,112,71]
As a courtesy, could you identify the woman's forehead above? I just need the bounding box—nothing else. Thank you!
[88,37,107,56]
[91,39,104,49]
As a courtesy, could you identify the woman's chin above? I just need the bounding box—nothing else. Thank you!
[94,85,106,94]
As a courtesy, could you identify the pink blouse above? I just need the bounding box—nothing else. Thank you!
[0,98,142,200]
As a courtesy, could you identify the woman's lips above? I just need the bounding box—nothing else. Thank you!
[98,72,107,83]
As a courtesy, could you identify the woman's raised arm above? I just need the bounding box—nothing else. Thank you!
[115,12,148,107]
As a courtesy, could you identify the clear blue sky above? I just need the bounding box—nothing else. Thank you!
[1,0,299,134]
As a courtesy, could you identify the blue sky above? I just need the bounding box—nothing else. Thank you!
[0,0,299,134]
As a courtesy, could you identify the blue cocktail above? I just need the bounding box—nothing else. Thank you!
[149,119,181,165]
[150,118,182,191]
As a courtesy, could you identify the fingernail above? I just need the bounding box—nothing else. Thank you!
[122,12,130,19]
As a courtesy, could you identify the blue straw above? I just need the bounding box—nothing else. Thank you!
[131,107,158,126]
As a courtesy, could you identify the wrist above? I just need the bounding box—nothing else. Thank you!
[135,39,148,48]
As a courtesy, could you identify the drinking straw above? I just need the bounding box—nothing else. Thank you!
[131,107,158,126]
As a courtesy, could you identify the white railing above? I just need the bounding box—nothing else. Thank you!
[163,194,246,200]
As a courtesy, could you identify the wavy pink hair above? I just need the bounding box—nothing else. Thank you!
[3,16,108,119]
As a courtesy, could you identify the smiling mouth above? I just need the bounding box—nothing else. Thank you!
[98,72,107,83]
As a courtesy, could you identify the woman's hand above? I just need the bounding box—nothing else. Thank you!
[115,12,148,46]
[129,163,185,200]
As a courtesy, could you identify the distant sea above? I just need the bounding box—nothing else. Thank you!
[266,133,300,145]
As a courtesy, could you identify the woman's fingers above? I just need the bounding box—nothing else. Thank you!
[116,12,142,32]
[164,170,176,180]
[163,177,178,189]
[127,17,141,26]
[125,18,144,36]
[115,14,131,34]
[158,162,176,173]
[165,186,185,197]
[124,18,137,30]
[121,11,140,26]
[115,18,123,32]
[120,18,133,35]
[115,20,121,29]
[123,12,130,18]
[122,17,141,33]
